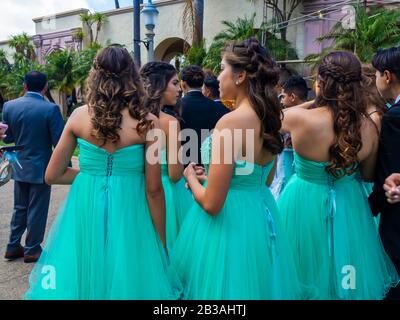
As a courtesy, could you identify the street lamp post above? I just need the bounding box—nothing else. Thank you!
[141,0,159,63]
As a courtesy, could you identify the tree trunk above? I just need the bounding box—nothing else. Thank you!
[192,0,204,46]
[45,88,55,103]
[0,93,4,112]
[59,92,68,119]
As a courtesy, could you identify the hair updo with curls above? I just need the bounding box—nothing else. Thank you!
[315,51,368,178]
[86,45,152,145]
[223,37,283,155]
[140,61,178,117]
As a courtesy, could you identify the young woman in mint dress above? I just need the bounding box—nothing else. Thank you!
[278,51,398,299]
[170,38,301,300]
[25,46,182,299]
[140,62,193,253]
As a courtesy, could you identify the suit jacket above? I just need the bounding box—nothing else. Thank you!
[2,92,65,184]
[369,101,400,272]
[180,91,229,164]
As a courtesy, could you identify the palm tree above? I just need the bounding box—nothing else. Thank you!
[92,13,108,44]
[73,44,102,94]
[203,14,298,73]
[8,32,36,61]
[45,50,77,118]
[305,6,400,68]
[80,12,108,45]
[80,12,94,45]
[182,0,204,46]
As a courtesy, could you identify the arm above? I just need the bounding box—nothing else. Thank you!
[167,118,184,182]
[45,110,80,185]
[359,121,381,182]
[185,119,235,215]
[2,104,15,144]
[145,116,167,247]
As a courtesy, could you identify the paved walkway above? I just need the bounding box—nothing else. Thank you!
[0,165,74,299]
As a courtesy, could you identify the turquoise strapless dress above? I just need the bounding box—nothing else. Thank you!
[169,136,302,299]
[278,152,399,299]
[160,148,193,252]
[25,138,182,300]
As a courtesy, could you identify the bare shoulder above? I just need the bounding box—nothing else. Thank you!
[215,108,249,131]
[146,112,160,128]
[159,111,179,126]
[69,105,89,120]
[64,105,90,137]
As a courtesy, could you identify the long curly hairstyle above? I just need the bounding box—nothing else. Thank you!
[361,64,387,116]
[222,37,283,155]
[86,46,152,145]
[140,61,178,117]
[315,51,368,178]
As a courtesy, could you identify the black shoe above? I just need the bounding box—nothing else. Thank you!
[24,252,41,263]
[4,245,24,261]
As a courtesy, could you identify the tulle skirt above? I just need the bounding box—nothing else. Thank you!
[25,173,183,300]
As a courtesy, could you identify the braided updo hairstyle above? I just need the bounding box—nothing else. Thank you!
[315,51,367,177]
[140,61,178,117]
[86,46,152,145]
[223,37,283,155]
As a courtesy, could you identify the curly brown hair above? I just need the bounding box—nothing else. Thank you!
[86,46,152,145]
[315,51,368,178]
[361,64,387,116]
[140,61,178,117]
[223,37,283,155]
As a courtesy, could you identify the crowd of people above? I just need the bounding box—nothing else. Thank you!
[1,37,400,300]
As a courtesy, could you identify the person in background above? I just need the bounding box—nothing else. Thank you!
[1,71,65,263]
[369,46,400,299]
[180,65,229,165]
[270,75,309,201]
[279,75,309,109]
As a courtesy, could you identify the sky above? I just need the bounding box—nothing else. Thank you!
[0,0,135,41]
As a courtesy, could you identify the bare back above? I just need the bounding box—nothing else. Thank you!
[69,105,148,153]
[283,106,380,179]
[219,105,275,167]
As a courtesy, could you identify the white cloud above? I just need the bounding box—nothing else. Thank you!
[0,0,90,41]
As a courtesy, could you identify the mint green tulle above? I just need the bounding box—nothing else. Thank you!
[278,152,399,300]
[161,149,194,252]
[25,139,182,300]
[170,136,302,299]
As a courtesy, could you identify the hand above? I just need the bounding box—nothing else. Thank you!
[383,173,400,204]
[184,162,197,182]
[185,164,207,189]
[0,123,8,141]
[194,165,207,184]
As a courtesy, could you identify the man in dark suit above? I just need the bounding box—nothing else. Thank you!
[180,66,229,165]
[368,47,400,299]
[1,71,65,263]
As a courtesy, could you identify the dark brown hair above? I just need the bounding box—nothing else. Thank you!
[223,37,283,155]
[140,61,178,117]
[86,46,152,145]
[181,65,205,88]
[362,64,387,115]
[315,51,368,177]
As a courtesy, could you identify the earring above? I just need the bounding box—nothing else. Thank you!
[235,81,240,86]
